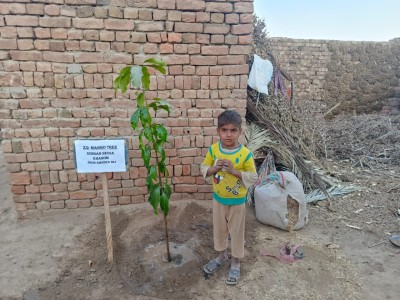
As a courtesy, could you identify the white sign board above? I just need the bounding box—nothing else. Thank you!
[74,139,127,173]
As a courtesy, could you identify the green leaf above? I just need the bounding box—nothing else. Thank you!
[150,65,166,75]
[130,66,143,89]
[137,92,145,108]
[158,161,166,173]
[143,127,153,142]
[148,184,160,215]
[144,58,167,67]
[142,66,150,91]
[148,100,172,113]
[141,144,151,168]
[164,182,172,198]
[155,142,166,161]
[155,125,168,142]
[130,109,140,130]
[117,66,131,94]
[160,191,169,216]
[140,107,151,124]
[120,66,131,76]
[149,165,157,180]
[113,77,120,91]
[146,174,154,190]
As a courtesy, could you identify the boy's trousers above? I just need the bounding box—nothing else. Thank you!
[212,199,246,258]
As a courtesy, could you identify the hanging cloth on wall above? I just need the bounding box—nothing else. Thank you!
[273,69,287,97]
[248,54,273,95]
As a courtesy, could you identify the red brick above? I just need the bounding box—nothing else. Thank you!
[50,201,65,209]
[164,54,189,65]
[181,12,195,22]
[17,27,34,38]
[5,16,38,27]
[239,35,252,45]
[27,4,44,15]
[240,13,253,24]
[206,2,233,13]
[210,13,224,24]
[73,18,104,29]
[14,194,41,203]
[66,0,96,5]
[234,2,254,13]
[43,50,73,64]
[75,53,104,63]
[175,22,203,33]
[9,4,25,14]
[176,0,205,11]
[10,50,42,61]
[217,55,245,65]
[11,172,31,185]
[231,24,253,35]
[11,185,25,195]
[201,45,228,55]
[45,4,60,16]
[60,4,75,16]
[229,45,252,55]
[70,190,96,199]
[158,0,175,9]
[135,21,164,32]
[105,19,134,30]
[226,14,239,24]
[160,43,173,53]
[204,24,230,34]
[127,0,157,8]
[0,38,17,50]
[39,17,71,28]
[191,55,217,66]
[174,184,197,193]
[27,151,56,162]
[223,64,249,75]
[34,28,51,39]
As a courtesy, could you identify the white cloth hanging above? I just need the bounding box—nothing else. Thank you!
[247,54,273,95]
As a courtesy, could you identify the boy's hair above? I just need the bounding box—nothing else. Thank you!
[217,110,242,128]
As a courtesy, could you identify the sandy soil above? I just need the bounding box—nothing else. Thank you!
[0,146,399,300]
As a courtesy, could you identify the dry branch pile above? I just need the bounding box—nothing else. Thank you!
[325,114,400,167]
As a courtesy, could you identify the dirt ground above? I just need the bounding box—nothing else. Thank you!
[1,116,400,300]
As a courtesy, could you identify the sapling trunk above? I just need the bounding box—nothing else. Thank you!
[114,58,173,263]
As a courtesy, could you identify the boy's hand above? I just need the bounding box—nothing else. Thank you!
[221,159,234,173]
[212,159,224,173]
[221,159,241,179]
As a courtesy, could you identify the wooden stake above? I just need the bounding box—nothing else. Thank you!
[101,172,113,263]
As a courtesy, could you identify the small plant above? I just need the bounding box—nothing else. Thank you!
[114,58,173,262]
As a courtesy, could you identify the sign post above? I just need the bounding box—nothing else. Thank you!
[74,139,128,263]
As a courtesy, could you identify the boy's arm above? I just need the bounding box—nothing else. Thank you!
[242,155,258,188]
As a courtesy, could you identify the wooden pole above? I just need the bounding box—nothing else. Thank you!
[101,172,113,263]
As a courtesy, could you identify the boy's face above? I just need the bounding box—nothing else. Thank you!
[217,123,242,149]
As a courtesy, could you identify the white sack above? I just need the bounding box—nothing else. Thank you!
[254,171,309,230]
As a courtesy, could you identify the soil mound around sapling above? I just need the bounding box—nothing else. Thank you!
[34,202,236,299]
[29,200,365,300]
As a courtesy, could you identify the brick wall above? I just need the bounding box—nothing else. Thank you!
[269,38,400,115]
[0,0,253,216]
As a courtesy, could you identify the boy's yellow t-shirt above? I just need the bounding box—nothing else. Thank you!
[203,142,256,205]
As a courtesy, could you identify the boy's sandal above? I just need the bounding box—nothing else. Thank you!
[203,257,229,274]
[225,268,240,285]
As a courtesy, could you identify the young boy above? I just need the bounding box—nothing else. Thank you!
[201,110,258,285]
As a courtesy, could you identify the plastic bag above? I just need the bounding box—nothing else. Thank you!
[247,54,273,95]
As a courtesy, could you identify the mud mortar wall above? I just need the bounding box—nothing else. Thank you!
[268,38,400,115]
[0,0,253,216]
